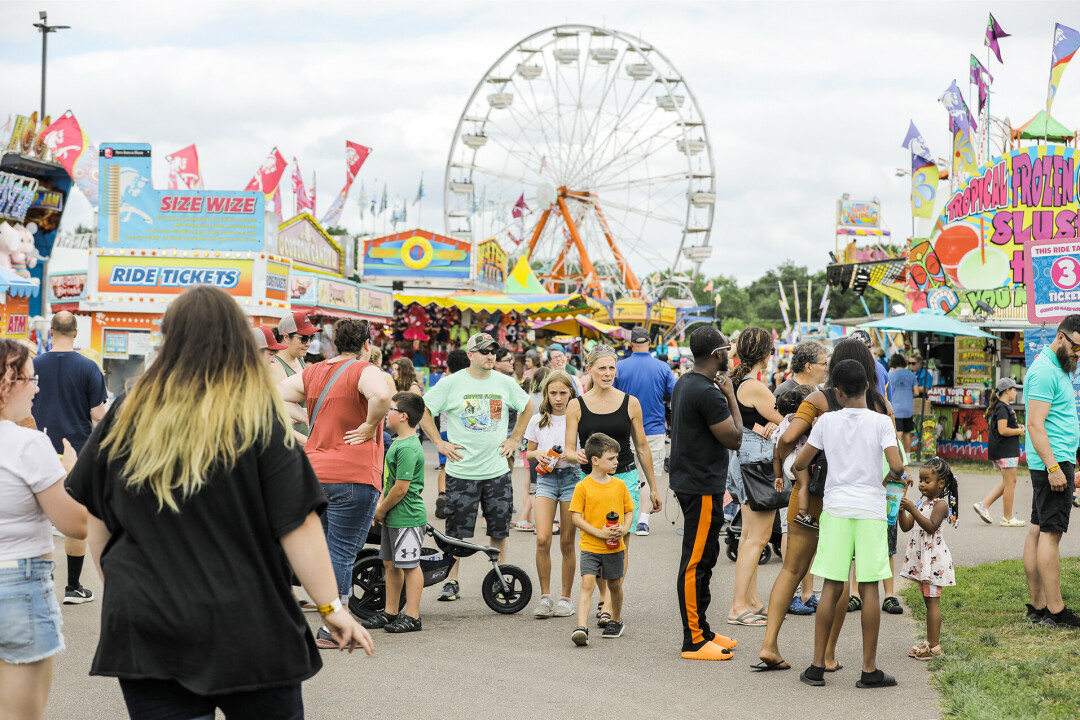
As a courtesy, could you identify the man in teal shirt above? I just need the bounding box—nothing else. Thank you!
[1023,315,1080,629]
[420,333,533,601]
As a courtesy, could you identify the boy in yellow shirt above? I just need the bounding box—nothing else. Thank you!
[569,433,636,645]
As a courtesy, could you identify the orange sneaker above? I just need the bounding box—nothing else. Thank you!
[681,641,733,661]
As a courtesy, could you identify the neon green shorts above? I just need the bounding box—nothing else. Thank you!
[809,511,892,583]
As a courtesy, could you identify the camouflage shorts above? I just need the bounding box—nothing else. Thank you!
[444,472,514,539]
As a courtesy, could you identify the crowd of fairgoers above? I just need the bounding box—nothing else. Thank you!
[2,291,1078,718]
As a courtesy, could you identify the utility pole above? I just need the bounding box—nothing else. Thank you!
[32,11,70,120]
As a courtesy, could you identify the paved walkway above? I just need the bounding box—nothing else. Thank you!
[46,457,1078,719]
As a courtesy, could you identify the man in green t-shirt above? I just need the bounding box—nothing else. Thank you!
[1023,315,1080,629]
[420,333,533,602]
[366,392,429,633]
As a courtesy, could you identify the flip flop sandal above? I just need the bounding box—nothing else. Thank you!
[793,514,819,530]
[727,610,767,627]
[750,660,791,671]
[825,661,843,672]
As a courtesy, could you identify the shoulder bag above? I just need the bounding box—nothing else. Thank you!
[308,359,357,431]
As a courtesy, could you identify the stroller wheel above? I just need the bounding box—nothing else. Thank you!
[481,565,532,614]
[758,544,772,565]
[349,555,403,620]
[725,542,738,562]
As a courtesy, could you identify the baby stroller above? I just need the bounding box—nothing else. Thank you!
[724,500,783,565]
[349,524,532,620]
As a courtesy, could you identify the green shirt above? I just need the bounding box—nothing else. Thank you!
[382,435,427,528]
[423,369,530,480]
[1024,347,1080,471]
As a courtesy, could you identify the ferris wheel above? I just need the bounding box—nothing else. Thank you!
[443,25,715,299]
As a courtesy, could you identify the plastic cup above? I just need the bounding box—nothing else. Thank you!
[956,246,1010,289]
[885,481,906,526]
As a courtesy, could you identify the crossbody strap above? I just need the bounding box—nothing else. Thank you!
[308,360,357,431]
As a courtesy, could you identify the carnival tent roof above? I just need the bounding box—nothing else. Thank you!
[1012,110,1076,143]
[530,315,628,340]
[0,267,40,298]
[858,310,997,339]
[505,256,546,294]
[394,290,590,315]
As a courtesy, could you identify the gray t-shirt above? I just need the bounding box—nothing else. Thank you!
[773,377,799,398]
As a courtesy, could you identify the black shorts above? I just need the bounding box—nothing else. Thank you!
[888,520,898,556]
[444,472,514,539]
[895,417,915,433]
[1030,462,1076,534]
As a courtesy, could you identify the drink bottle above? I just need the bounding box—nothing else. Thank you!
[605,511,620,548]
[536,445,562,475]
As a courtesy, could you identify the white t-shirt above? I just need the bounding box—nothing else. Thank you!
[0,421,67,561]
[807,408,897,520]
[523,413,571,469]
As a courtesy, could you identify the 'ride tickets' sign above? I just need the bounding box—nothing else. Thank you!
[97,143,265,251]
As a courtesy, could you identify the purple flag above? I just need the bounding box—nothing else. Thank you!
[940,80,977,134]
[985,12,1010,64]
[970,54,993,112]
[902,120,934,165]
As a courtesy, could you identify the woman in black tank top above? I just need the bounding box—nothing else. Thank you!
[564,344,662,621]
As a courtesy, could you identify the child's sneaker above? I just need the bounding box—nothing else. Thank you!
[601,620,625,638]
[437,580,460,601]
[533,595,554,618]
[315,627,338,649]
[882,596,903,614]
[553,597,574,617]
[384,614,422,633]
[571,626,589,646]
[361,610,395,629]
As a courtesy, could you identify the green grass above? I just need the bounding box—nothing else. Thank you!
[901,557,1080,720]
[943,459,1027,477]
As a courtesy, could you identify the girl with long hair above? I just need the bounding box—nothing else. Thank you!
[757,337,890,671]
[512,367,550,532]
[391,357,424,394]
[0,339,87,720]
[726,327,785,627]
[66,287,371,719]
[974,379,1025,526]
[564,344,661,627]
[526,370,580,618]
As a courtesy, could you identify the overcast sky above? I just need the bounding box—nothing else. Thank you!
[3,1,1079,283]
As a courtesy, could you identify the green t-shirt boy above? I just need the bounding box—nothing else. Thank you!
[382,435,427,528]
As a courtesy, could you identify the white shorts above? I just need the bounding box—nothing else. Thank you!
[379,525,425,569]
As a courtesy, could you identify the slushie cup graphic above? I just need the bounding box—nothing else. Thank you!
[934,225,980,285]
[957,245,1010,289]
[886,481,906,526]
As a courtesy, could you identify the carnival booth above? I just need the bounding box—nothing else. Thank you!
[900,141,1080,463]
[54,142,291,394]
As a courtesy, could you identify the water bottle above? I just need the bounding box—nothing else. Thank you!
[536,445,562,476]
[605,511,621,548]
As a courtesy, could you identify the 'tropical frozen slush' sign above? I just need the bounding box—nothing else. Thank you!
[1025,237,1080,322]
[98,143,265,251]
[923,145,1078,291]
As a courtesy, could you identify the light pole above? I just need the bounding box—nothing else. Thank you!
[32,11,70,120]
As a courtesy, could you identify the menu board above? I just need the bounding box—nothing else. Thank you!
[954,337,993,387]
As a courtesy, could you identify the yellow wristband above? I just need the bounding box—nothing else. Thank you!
[1048,464,1061,474]
[316,598,343,617]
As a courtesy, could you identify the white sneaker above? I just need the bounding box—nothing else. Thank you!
[553,597,574,617]
[973,502,993,524]
[534,595,555,618]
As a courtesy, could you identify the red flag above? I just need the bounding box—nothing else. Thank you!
[166,144,202,190]
[512,193,528,219]
[245,148,286,197]
[271,185,283,220]
[321,141,371,227]
[291,158,315,215]
[37,111,99,207]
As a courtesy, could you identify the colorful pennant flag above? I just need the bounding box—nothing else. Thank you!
[985,12,1010,64]
[902,121,939,219]
[703,279,714,293]
[940,80,976,134]
[970,55,993,113]
[320,141,372,227]
[1047,23,1080,116]
[290,158,315,216]
[244,148,287,199]
[414,173,424,205]
[378,183,387,215]
[357,180,367,220]
[271,184,283,220]
[166,144,203,190]
[37,110,99,207]
[512,193,528,219]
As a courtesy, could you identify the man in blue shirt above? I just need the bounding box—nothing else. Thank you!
[887,354,917,453]
[1022,315,1080,629]
[910,353,933,398]
[614,326,676,535]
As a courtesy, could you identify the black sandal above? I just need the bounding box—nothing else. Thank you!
[793,513,819,531]
[595,601,605,619]
[361,610,395,629]
[597,611,612,628]
[384,613,422,633]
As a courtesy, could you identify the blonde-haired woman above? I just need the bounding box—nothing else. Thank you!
[564,344,661,627]
[66,287,371,719]
[0,339,86,720]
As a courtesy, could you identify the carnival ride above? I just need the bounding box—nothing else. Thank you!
[444,25,715,301]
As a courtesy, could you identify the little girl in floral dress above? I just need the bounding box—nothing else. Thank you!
[899,457,958,661]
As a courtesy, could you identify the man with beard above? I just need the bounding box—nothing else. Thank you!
[1022,315,1080,629]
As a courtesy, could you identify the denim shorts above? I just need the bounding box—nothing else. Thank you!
[536,465,582,503]
[0,558,64,664]
[727,429,775,505]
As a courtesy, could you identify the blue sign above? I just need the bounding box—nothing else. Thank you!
[1024,327,1080,422]
[97,143,264,251]
[1026,237,1080,323]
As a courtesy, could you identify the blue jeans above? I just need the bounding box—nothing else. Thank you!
[320,483,380,598]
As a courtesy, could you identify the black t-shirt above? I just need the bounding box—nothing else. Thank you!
[31,351,108,453]
[988,401,1020,460]
[668,372,732,495]
[65,402,328,695]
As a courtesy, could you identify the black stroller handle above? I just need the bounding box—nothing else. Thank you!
[427,524,500,559]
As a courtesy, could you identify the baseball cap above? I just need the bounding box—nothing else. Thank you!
[547,343,566,355]
[995,377,1022,393]
[848,329,873,347]
[630,326,650,343]
[277,311,318,336]
[466,332,500,352]
[252,326,287,351]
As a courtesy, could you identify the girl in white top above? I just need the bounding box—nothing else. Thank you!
[0,339,87,720]
[525,370,581,619]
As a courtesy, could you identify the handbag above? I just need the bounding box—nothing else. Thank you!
[808,452,828,497]
[740,459,791,511]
